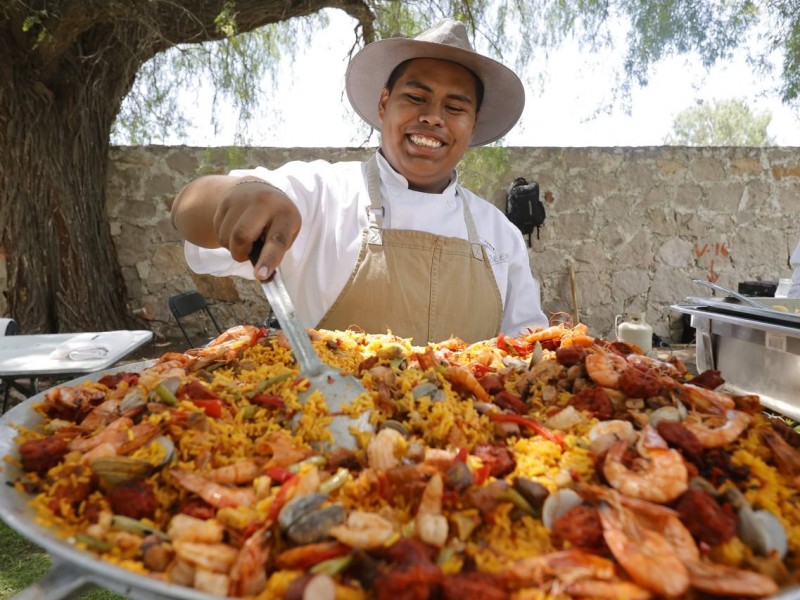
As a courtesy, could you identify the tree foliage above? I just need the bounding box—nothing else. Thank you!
[664,98,774,146]
[111,1,800,146]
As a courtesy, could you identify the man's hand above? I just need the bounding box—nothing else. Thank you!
[214,179,301,280]
[172,175,301,281]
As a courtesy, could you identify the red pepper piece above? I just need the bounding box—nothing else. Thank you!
[250,394,285,409]
[190,398,223,418]
[493,390,528,414]
[178,379,220,401]
[265,466,293,484]
[267,474,300,522]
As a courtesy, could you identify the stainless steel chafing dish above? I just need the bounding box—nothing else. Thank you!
[672,297,800,421]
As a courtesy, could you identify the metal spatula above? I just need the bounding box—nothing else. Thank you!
[249,248,373,451]
[693,279,768,310]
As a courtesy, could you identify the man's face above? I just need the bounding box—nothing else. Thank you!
[378,58,479,193]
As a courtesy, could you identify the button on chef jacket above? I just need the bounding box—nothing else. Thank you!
[183,151,549,337]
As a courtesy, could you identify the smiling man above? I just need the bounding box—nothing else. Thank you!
[171,19,548,343]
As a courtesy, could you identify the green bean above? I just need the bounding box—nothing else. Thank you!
[111,515,167,540]
[287,455,327,474]
[247,372,293,398]
[499,488,538,517]
[74,533,112,552]
[310,555,353,576]
[153,383,178,406]
[318,468,349,495]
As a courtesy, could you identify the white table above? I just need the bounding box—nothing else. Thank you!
[0,330,153,411]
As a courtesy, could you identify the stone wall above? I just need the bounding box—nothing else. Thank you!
[4,146,799,343]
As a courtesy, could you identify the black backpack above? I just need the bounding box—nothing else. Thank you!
[506,177,545,247]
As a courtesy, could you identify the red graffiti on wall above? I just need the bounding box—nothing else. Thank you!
[693,241,729,283]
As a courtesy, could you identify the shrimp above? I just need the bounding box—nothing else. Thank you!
[167,513,224,543]
[602,438,688,504]
[416,473,448,547]
[588,419,637,457]
[81,441,119,463]
[367,427,406,471]
[598,502,689,598]
[328,510,396,549]
[69,417,133,453]
[137,360,187,390]
[683,409,751,448]
[626,353,682,379]
[684,559,779,597]
[229,525,271,597]
[169,468,255,508]
[193,569,229,596]
[79,398,122,431]
[257,430,313,469]
[115,421,162,455]
[443,364,490,403]
[75,419,161,461]
[761,428,800,476]
[621,498,700,564]
[508,548,616,587]
[43,384,106,415]
[585,350,628,389]
[185,325,261,367]
[172,540,239,573]
[522,322,590,346]
[205,461,262,485]
[676,383,735,415]
[522,324,570,344]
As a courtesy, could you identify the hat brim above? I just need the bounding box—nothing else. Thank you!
[345,38,525,147]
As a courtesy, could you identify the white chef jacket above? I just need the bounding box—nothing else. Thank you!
[789,239,800,299]
[183,151,548,337]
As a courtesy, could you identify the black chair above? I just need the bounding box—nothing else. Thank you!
[168,291,223,348]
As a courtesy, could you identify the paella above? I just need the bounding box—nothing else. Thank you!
[5,323,800,599]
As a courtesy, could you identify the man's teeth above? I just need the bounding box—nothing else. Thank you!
[409,134,442,149]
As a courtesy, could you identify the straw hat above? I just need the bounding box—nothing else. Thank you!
[345,18,525,147]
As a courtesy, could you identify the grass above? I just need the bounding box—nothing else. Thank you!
[0,520,123,600]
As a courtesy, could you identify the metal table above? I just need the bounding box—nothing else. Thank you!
[0,330,153,412]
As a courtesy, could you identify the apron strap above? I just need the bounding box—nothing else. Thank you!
[457,184,485,261]
[365,154,385,229]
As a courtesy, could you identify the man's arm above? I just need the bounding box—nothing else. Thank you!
[171,175,301,280]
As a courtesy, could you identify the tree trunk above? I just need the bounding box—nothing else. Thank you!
[0,36,142,333]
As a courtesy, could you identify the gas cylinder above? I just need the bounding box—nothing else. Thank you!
[614,312,653,353]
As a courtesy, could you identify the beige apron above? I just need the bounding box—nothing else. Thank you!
[316,155,502,343]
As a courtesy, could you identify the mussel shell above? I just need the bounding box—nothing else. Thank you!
[89,436,175,487]
[286,504,346,545]
[278,493,327,531]
[90,456,155,486]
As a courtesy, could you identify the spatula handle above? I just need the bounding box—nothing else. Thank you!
[249,241,325,375]
[692,279,766,309]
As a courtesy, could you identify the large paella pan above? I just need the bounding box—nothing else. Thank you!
[3,324,800,599]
